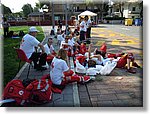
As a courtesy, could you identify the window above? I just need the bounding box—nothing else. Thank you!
[132,16,135,19]
[116,9,119,12]
[132,7,136,11]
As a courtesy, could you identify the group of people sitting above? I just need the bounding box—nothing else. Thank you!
[20,26,140,91]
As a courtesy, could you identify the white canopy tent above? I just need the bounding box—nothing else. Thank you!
[78,10,97,17]
[78,10,98,24]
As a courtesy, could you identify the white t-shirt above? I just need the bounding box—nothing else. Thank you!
[68,39,75,47]
[86,19,92,28]
[20,34,40,58]
[80,20,87,32]
[57,34,64,42]
[44,44,54,55]
[60,41,69,50]
[50,57,69,85]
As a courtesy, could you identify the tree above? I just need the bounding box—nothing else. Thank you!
[113,2,124,18]
[33,2,41,12]
[139,1,143,18]
[22,4,33,18]
[1,4,12,17]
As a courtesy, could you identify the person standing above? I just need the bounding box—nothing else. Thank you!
[79,17,87,42]
[20,26,47,71]
[2,17,10,38]
[58,20,62,30]
[85,15,92,38]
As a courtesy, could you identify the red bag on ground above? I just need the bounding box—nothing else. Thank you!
[26,79,52,104]
[116,54,128,68]
[3,79,30,106]
[79,43,87,55]
[40,74,62,94]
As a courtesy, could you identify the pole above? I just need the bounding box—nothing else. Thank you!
[39,12,40,25]
[65,3,68,34]
[52,2,54,28]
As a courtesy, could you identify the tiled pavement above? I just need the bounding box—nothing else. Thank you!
[78,69,143,107]
[14,25,143,107]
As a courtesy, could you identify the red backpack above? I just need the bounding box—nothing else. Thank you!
[26,79,52,104]
[3,79,30,106]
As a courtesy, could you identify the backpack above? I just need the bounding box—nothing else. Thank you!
[26,79,52,104]
[19,30,25,37]
[3,79,30,106]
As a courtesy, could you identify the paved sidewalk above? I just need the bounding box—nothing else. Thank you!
[78,24,143,107]
[14,25,143,107]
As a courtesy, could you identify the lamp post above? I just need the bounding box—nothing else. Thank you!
[65,3,68,34]
[39,9,43,26]
[51,1,55,29]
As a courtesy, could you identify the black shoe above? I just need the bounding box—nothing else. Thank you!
[36,67,47,71]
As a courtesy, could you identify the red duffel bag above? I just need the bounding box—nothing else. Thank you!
[26,79,52,104]
[3,79,30,106]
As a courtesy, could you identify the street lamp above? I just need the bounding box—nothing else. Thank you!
[64,2,69,34]
[51,1,55,29]
[39,8,43,25]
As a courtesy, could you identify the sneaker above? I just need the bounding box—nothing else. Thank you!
[132,62,141,68]
[127,68,136,74]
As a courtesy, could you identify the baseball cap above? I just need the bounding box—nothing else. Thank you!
[29,27,40,32]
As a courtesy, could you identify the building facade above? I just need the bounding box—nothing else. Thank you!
[112,0,142,19]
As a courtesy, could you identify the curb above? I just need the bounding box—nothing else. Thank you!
[14,63,28,79]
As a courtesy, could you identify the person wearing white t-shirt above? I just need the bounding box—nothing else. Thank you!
[79,17,87,42]
[57,31,65,46]
[50,48,93,90]
[20,26,47,71]
[44,37,56,55]
[44,37,56,63]
[60,35,71,50]
[85,15,92,38]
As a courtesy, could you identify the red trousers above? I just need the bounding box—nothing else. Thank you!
[61,70,83,85]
